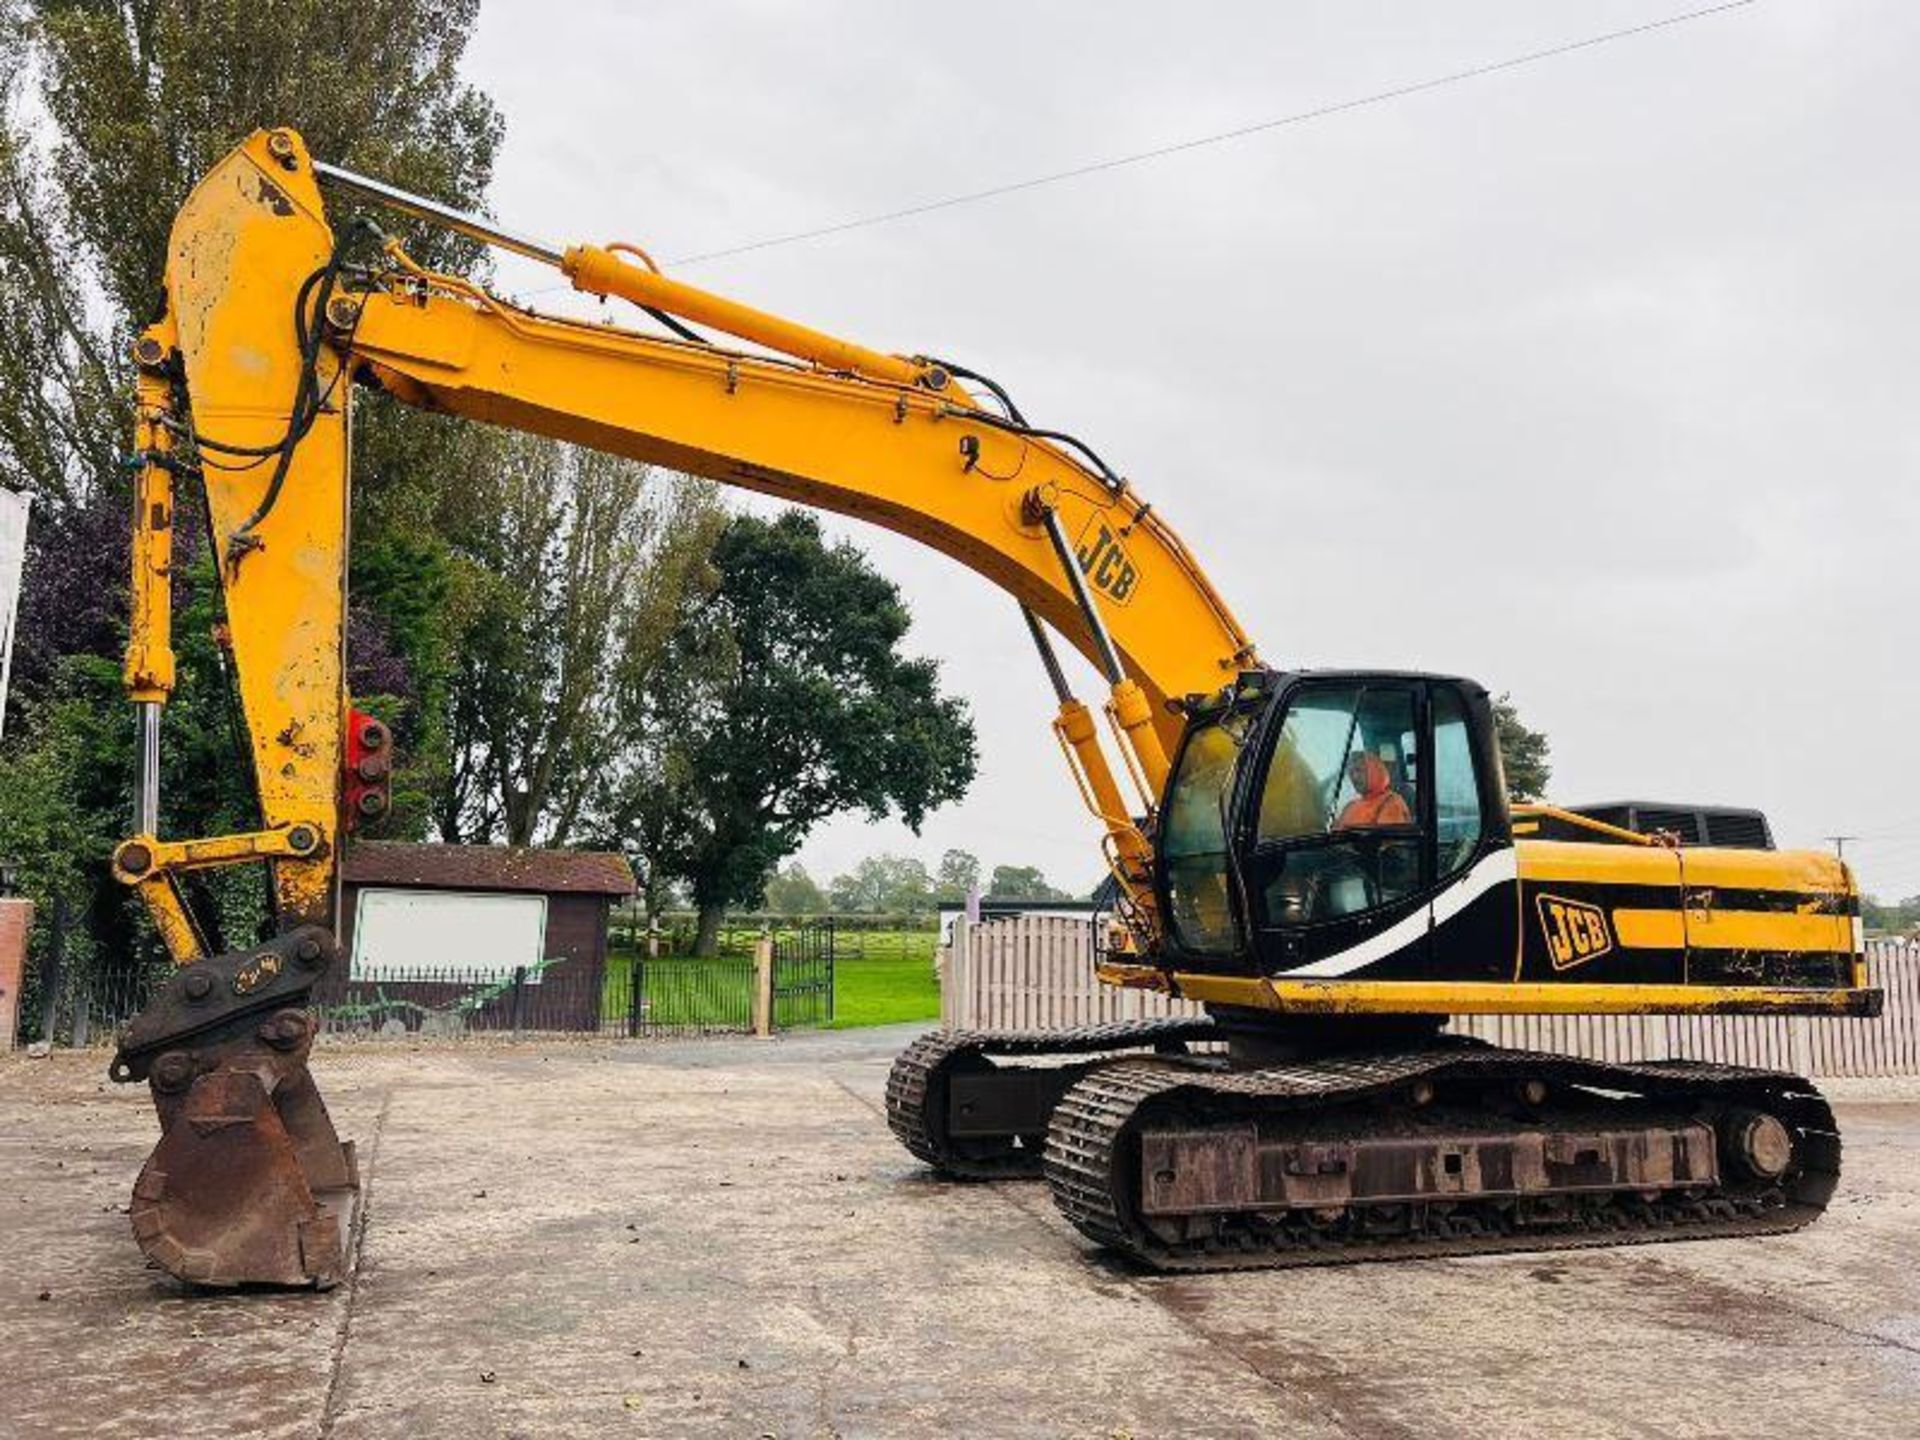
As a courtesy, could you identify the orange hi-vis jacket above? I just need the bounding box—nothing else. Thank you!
[1337,754,1412,829]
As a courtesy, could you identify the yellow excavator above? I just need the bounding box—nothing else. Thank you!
[108,129,1879,1286]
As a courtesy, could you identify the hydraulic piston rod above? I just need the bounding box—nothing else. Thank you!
[1035,506,1170,797]
[1037,509,1125,685]
[314,154,934,387]
[314,158,564,265]
[1021,605,1074,704]
[1019,605,1160,936]
[135,704,161,836]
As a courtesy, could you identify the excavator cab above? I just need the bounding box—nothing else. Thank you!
[1158,671,1518,982]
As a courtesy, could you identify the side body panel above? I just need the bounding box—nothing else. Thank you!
[1170,835,1869,1016]
[1515,841,1685,983]
[1679,847,1860,988]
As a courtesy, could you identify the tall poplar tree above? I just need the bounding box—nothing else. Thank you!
[0,0,501,974]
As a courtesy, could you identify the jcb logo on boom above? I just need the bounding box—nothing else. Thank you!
[1074,516,1140,606]
[1535,894,1614,970]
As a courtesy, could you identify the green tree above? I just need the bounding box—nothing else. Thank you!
[19,0,504,654]
[436,439,719,845]
[830,855,936,915]
[0,674,129,999]
[1862,893,1920,937]
[640,512,976,954]
[988,863,1067,900]
[579,487,727,914]
[935,848,981,902]
[1492,692,1552,803]
[761,861,826,915]
[0,8,116,514]
[30,0,499,329]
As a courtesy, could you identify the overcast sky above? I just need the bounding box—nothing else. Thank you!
[460,0,1920,900]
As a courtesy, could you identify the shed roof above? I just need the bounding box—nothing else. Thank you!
[342,842,636,897]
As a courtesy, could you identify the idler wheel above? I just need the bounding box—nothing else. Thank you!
[1726,1110,1794,1179]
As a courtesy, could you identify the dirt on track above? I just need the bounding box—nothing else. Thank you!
[3,1031,1918,1439]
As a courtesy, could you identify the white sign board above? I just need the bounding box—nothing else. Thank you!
[0,488,27,742]
[351,888,548,983]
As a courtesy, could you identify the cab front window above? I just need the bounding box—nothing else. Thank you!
[1160,716,1247,954]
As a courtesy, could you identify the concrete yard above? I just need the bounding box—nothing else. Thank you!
[3,1028,1917,1439]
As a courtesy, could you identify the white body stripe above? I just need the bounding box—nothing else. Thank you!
[1278,846,1520,979]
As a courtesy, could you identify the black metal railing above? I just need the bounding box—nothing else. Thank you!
[610,952,756,1037]
[609,908,935,960]
[16,909,892,1047]
[315,959,604,1036]
[31,962,162,1048]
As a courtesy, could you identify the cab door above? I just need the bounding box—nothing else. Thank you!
[1240,680,1432,975]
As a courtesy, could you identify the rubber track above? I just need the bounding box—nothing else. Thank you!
[1044,1049,1840,1272]
[885,1019,1224,1179]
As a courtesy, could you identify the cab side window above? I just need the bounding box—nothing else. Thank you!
[1432,686,1485,877]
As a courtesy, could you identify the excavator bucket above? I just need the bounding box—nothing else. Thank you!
[111,926,359,1288]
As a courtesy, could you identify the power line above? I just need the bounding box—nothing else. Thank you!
[1851,834,1920,862]
[1853,817,1920,842]
[668,1,1760,267]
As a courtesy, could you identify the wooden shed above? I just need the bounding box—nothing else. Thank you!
[325,842,636,1032]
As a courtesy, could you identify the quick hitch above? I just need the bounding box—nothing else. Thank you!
[111,926,361,1288]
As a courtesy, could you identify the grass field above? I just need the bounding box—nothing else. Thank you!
[825,950,940,1029]
[601,928,939,1031]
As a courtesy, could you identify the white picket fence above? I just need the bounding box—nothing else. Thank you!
[939,915,1205,1030]
[936,915,1920,1079]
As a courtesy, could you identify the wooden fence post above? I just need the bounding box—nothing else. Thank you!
[753,933,774,1038]
[1787,1015,1812,1078]
[943,914,970,1029]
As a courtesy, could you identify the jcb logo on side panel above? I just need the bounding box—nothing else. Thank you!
[1074,515,1140,606]
[1535,895,1614,970]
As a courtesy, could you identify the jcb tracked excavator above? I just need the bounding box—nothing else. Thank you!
[108,129,1880,1287]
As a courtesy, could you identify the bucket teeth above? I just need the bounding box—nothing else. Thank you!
[112,927,358,1289]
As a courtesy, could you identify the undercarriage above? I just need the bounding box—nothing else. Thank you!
[886,1020,1837,1271]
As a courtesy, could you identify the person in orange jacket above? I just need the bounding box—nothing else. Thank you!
[1336,752,1412,829]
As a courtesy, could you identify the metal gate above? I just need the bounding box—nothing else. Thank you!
[772,918,835,1029]
[620,952,755,1037]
